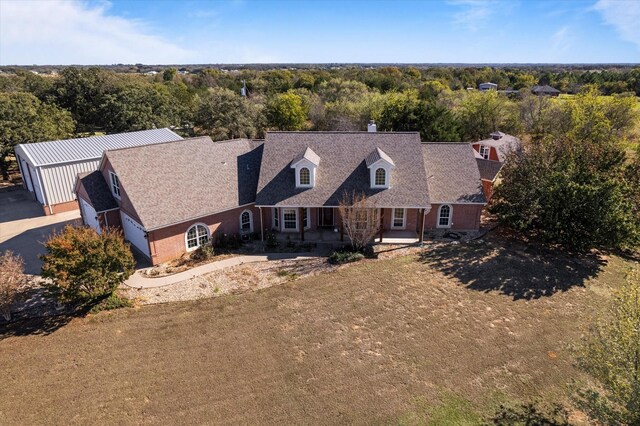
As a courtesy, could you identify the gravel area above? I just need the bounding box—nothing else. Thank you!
[124,257,341,305]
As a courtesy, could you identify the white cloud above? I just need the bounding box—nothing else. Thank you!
[551,26,573,54]
[448,0,496,31]
[594,0,640,51]
[0,0,194,65]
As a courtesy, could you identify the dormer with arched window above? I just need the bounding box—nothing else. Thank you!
[291,147,320,188]
[366,147,395,189]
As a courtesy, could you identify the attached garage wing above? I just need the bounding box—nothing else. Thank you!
[79,198,101,234]
[121,212,150,258]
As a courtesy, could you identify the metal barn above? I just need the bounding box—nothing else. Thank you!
[13,128,182,215]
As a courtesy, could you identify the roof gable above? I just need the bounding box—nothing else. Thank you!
[104,137,263,230]
[422,143,486,204]
[256,131,429,207]
[291,147,321,167]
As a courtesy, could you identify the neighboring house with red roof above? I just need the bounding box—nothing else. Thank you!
[75,131,486,265]
[471,131,522,200]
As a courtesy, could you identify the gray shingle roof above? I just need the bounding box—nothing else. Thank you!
[473,133,522,162]
[105,137,263,230]
[256,132,429,207]
[476,159,503,181]
[292,147,321,166]
[532,85,560,94]
[76,171,118,212]
[365,147,395,167]
[422,143,486,204]
[15,128,182,167]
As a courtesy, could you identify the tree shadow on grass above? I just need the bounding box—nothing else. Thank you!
[0,298,101,340]
[419,239,607,301]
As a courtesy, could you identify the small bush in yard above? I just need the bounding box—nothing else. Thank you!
[191,243,215,261]
[41,225,135,304]
[0,251,27,321]
[89,292,133,313]
[328,250,364,265]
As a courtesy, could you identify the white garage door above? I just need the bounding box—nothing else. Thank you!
[80,198,101,234]
[121,212,150,258]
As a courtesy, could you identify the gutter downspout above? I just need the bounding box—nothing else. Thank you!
[420,208,427,246]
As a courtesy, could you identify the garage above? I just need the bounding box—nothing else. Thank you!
[121,212,150,258]
[14,128,182,215]
[79,198,101,234]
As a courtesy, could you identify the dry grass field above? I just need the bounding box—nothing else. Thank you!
[0,235,634,425]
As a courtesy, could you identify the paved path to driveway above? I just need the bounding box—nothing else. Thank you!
[1,188,81,274]
[125,252,323,289]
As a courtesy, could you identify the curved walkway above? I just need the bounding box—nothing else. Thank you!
[124,252,323,289]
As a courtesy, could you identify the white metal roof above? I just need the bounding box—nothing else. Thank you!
[15,128,183,167]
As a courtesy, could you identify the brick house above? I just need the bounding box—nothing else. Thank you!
[471,131,521,200]
[76,131,486,265]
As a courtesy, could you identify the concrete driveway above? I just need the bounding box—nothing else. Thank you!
[0,188,80,275]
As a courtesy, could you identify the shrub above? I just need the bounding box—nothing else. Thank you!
[40,226,135,304]
[0,251,27,321]
[89,292,133,313]
[191,243,215,261]
[214,233,242,250]
[265,231,278,248]
[328,250,364,265]
[490,402,570,425]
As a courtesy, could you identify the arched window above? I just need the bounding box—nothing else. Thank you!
[240,210,253,233]
[375,168,386,186]
[437,205,452,228]
[186,223,209,250]
[299,167,311,186]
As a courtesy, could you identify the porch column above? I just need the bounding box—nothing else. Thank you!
[418,208,425,243]
[299,207,305,242]
[378,208,384,243]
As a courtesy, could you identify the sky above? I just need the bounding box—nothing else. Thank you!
[0,0,639,65]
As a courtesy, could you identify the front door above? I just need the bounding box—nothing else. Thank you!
[320,208,334,227]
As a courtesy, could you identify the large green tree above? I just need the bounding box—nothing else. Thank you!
[574,268,640,425]
[457,90,519,140]
[99,84,174,133]
[490,133,639,252]
[194,87,261,140]
[0,92,74,180]
[266,91,308,131]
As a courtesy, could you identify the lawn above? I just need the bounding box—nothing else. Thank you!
[0,235,634,425]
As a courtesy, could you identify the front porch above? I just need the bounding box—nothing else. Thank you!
[266,206,424,245]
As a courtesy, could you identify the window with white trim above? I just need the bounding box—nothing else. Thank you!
[273,208,279,229]
[479,145,490,159]
[299,167,310,186]
[392,208,406,229]
[186,224,209,250]
[374,168,386,186]
[240,210,253,233]
[283,209,297,230]
[109,172,121,198]
[437,205,452,228]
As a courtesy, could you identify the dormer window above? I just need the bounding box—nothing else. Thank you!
[374,168,386,186]
[291,147,320,188]
[299,167,311,185]
[366,147,395,189]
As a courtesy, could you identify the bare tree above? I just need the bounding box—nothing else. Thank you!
[0,251,26,321]
[338,191,380,251]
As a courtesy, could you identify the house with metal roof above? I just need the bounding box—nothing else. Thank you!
[76,130,486,265]
[14,128,182,215]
